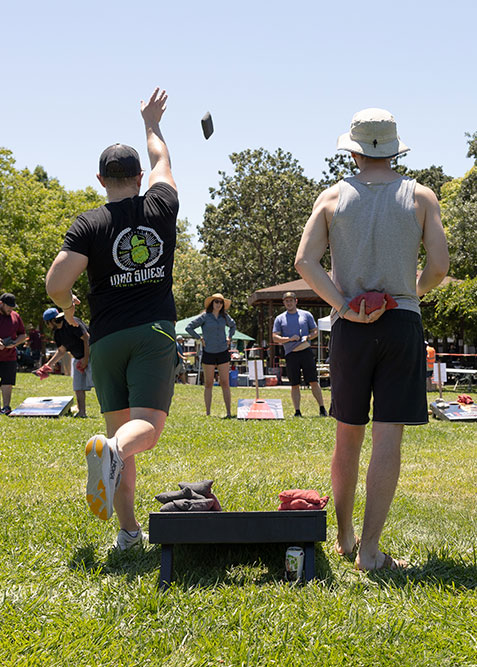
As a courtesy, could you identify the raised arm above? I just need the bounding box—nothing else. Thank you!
[140,87,177,191]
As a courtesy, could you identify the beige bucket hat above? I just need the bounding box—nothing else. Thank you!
[337,108,410,159]
[204,293,231,310]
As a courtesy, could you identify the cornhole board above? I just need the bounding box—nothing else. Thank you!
[149,509,327,589]
[237,398,284,419]
[430,400,477,422]
[9,396,74,417]
[238,359,283,419]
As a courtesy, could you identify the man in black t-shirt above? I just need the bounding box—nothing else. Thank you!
[46,87,178,551]
[36,308,93,418]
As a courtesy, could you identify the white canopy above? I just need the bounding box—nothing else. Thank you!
[318,315,331,332]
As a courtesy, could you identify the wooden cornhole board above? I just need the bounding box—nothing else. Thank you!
[149,509,327,589]
[237,359,283,419]
[9,396,74,417]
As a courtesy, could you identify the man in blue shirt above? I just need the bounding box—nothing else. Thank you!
[273,291,327,417]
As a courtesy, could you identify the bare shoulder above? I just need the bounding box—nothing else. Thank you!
[415,182,439,207]
[312,183,340,225]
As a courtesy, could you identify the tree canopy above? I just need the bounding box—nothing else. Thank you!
[0,148,104,326]
[198,148,320,331]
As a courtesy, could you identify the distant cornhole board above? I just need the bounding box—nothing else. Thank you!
[237,359,283,419]
[9,396,74,418]
[430,400,477,422]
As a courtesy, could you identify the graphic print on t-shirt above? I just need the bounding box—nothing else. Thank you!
[111,225,165,286]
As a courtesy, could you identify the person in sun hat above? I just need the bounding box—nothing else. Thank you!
[295,107,449,571]
[46,87,179,551]
[186,293,236,417]
[0,293,27,415]
[37,307,93,418]
[272,291,327,417]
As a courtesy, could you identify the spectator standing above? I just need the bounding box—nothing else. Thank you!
[0,293,27,415]
[186,293,236,417]
[272,291,327,417]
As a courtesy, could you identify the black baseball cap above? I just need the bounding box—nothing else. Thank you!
[99,143,142,178]
[0,293,17,308]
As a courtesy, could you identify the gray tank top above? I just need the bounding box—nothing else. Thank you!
[329,175,422,324]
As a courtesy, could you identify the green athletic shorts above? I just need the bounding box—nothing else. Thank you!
[90,320,177,414]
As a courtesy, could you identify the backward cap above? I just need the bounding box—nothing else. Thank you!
[337,108,410,159]
[99,143,142,178]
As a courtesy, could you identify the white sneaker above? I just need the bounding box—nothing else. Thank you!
[85,435,123,520]
[114,526,148,551]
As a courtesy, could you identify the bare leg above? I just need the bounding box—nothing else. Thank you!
[332,421,365,555]
[75,390,86,417]
[217,362,231,416]
[290,385,301,411]
[104,407,167,531]
[1,384,12,408]
[310,381,325,408]
[203,363,215,415]
[355,422,403,570]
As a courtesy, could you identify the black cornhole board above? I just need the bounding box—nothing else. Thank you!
[430,400,477,422]
[149,510,327,589]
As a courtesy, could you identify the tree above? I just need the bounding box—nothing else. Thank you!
[198,148,320,331]
[421,277,477,345]
[0,148,104,326]
[173,218,218,319]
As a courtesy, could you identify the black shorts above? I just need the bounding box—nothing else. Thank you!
[0,360,17,386]
[202,349,230,366]
[329,309,428,426]
[285,347,318,386]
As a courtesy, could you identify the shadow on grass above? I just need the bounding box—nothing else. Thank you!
[155,542,334,590]
[68,543,161,581]
[366,550,477,590]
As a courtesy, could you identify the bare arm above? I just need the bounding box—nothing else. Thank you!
[79,331,90,370]
[140,87,177,191]
[46,250,88,326]
[272,332,300,344]
[295,187,385,324]
[47,345,67,368]
[415,184,449,297]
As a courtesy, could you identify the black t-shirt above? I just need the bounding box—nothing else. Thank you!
[62,182,178,344]
[54,318,89,359]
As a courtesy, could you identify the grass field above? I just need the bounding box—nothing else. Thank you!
[0,373,475,666]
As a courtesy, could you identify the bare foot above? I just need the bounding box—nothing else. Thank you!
[355,551,408,571]
[335,534,360,557]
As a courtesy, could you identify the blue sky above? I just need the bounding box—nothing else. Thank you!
[2,0,476,241]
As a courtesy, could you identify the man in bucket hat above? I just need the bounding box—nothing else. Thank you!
[295,108,449,570]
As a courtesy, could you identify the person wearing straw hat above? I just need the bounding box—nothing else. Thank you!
[295,108,449,571]
[186,293,236,417]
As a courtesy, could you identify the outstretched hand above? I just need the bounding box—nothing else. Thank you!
[345,297,387,324]
[141,87,168,125]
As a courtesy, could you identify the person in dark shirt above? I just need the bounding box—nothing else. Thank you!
[36,308,93,417]
[46,87,178,551]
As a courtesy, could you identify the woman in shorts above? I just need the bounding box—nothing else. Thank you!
[186,293,236,417]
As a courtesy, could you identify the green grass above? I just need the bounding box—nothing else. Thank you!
[0,374,476,666]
